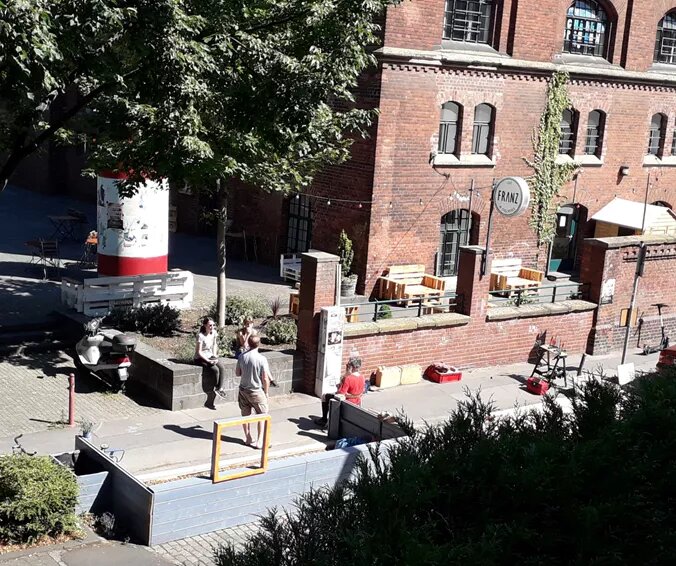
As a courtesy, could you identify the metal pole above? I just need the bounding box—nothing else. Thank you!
[467,179,475,234]
[640,171,651,234]
[480,180,497,276]
[68,373,75,427]
[621,242,646,364]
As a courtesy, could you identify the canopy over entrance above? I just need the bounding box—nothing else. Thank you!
[591,198,676,237]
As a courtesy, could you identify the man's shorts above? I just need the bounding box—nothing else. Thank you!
[238,388,268,416]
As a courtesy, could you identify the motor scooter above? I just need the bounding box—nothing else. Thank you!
[641,303,670,355]
[73,318,137,391]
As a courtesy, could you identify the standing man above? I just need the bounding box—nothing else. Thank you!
[314,356,364,429]
[236,335,271,449]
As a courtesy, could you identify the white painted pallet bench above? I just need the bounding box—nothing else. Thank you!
[279,253,302,283]
[61,270,194,316]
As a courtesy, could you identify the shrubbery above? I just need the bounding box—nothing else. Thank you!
[217,371,676,565]
[105,304,180,336]
[264,318,297,345]
[0,454,79,544]
[209,296,272,326]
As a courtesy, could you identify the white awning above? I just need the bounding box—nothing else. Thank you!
[591,198,676,233]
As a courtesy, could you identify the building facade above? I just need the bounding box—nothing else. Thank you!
[253,0,676,296]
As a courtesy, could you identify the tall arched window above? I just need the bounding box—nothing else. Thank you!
[655,11,676,63]
[563,1,609,58]
[471,103,494,155]
[584,110,605,157]
[443,0,495,45]
[439,209,476,277]
[438,102,462,156]
[647,113,667,156]
[559,109,577,156]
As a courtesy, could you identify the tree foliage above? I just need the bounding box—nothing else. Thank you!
[217,370,676,565]
[524,71,578,247]
[0,0,396,193]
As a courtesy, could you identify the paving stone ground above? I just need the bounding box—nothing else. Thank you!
[153,522,260,566]
[0,351,162,438]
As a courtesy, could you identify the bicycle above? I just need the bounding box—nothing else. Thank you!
[12,434,37,456]
[641,303,670,355]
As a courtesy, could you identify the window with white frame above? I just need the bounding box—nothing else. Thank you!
[655,10,676,64]
[583,110,605,157]
[471,103,494,155]
[559,109,577,156]
[647,113,666,156]
[438,102,462,156]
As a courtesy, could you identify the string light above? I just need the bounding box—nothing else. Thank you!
[419,198,423,206]
[389,201,393,209]
[290,192,374,207]
[327,199,331,206]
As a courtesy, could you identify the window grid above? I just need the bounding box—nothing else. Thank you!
[439,209,471,277]
[655,11,676,64]
[647,114,666,156]
[471,104,493,156]
[563,0,609,58]
[559,110,576,156]
[439,122,459,155]
[584,111,604,157]
[443,0,494,44]
[286,195,312,253]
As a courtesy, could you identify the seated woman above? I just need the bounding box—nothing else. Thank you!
[194,317,228,398]
[235,316,258,358]
[314,357,364,428]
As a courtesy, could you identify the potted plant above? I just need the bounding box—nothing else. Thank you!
[338,230,358,297]
[78,418,95,440]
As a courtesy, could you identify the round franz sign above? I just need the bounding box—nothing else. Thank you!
[493,176,530,217]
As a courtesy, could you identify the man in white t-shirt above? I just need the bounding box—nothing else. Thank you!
[236,336,271,448]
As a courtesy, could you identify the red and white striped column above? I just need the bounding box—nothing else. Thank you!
[96,172,169,277]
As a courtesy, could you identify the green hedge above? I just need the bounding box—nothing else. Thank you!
[0,454,79,544]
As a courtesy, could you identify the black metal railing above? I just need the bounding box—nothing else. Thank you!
[342,292,463,324]
[487,282,590,308]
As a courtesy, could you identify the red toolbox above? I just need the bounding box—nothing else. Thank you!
[526,376,550,395]
[424,364,462,383]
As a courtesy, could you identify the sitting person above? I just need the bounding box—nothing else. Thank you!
[194,316,228,398]
[314,356,365,428]
[235,316,258,358]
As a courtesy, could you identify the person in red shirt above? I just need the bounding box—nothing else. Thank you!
[314,357,365,428]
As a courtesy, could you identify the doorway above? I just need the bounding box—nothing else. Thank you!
[438,209,478,277]
[548,203,580,273]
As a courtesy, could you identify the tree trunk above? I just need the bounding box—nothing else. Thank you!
[216,180,227,328]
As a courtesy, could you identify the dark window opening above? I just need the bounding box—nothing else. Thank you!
[443,0,495,45]
[471,103,494,155]
[655,11,676,64]
[563,0,609,58]
[286,195,312,253]
[584,110,605,157]
[438,102,462,156]
[438,209,477,277]
[559,108,577,156]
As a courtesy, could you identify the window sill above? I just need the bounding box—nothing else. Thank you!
[555,154,603,167]
[643,155,676,167]
[553,52,613,68]
[433,154,496,168]
[439,40,502,58]
[648,62,676,75]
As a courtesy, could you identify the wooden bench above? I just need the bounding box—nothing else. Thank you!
[489,258,544,293]
[376,264,445,302]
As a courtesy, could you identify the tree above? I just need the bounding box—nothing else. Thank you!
[216,370,676,565]
[1,0,395,326]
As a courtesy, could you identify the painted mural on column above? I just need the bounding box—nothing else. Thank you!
[96,174,169,276]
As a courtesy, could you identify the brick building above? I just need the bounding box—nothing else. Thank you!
[242,0,676,297]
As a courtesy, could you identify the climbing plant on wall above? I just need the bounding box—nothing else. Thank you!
[524,71,579,248]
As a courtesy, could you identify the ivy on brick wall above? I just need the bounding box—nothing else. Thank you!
[524,71,578,248]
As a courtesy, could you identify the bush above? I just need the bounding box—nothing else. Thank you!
[0,454,79,544]
[105,304,181,336]
[376,304,393,319]
[264,318,297,345]
[216,373,676,565]
[175,328,235,362]
[209,296,272,326]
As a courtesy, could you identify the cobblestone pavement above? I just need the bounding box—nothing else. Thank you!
[0,350,162,438]
[153,522,260,566]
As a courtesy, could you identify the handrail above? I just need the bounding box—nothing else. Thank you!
[487,281,590,307]
[342,291,462,323]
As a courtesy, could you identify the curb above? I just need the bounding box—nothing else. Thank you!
[0,525,103,563]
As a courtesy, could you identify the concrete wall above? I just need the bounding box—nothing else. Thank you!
[132,341,303,411]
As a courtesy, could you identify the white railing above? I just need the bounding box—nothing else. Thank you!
[279,253,301,283]
[61,270,194,316]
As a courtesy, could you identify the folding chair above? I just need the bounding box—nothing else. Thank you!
[35,239,60,280]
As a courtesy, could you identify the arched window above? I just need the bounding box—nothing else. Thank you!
[647,113,666,156]
[563,0,609,58]
[443,0,495,45]
[438,102,462,156]
[584,110,605,157]
[471,103,494,155]
[655,11,676,64]
[559,109,577,156]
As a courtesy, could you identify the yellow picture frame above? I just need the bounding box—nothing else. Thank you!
[211,414,272,483]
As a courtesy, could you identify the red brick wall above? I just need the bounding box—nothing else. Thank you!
[582,237,676,353]
[342,311,594,378]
